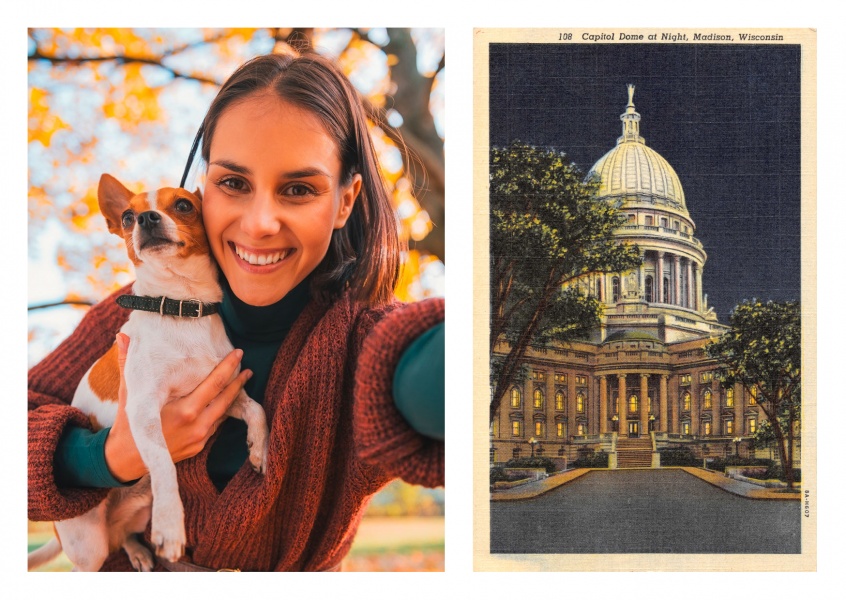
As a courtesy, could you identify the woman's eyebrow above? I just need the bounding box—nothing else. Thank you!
[210,160,251,175]
[284,167,333,179]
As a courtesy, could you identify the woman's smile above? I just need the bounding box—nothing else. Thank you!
[230,242,296,270]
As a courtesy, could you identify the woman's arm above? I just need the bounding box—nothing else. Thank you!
[352,297,445,488]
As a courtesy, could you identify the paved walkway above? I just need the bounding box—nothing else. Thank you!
[491,467,800,502]
[490,469,801,554]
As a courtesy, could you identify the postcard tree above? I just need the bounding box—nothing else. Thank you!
[489,142,640,422]
[706,300,801,489]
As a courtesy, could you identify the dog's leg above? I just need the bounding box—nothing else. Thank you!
[123,379,185,562]
[122,534,155,572]
[226,391,269,474]
[108,476,154,572]
[56,503,110,572]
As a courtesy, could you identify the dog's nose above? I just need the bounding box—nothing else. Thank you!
[137,211,162,229]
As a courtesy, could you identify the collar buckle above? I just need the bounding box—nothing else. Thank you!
[180,298,203,318]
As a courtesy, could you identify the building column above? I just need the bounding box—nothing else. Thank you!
[640,373,649,436]
[686,260,694,309]
[691,377,699,436]
[546,369,555,441]
[657,251,665,304]
[659,375,669,434]
[617,374,627,435]
[639,255,646,300]
[673,255,681,306]
[599,375,608,434]
[711,384,720,436]
[696,263,704,312]
[733,383,744,437]
[568,370,577,439]
[523,374,533,441]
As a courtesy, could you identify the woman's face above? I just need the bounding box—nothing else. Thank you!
[203,94,360,306]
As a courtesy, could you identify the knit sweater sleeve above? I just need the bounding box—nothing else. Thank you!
[28,285,131,521]
[352,297,445,488]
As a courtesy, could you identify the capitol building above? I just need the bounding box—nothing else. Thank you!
[490,86,772,467]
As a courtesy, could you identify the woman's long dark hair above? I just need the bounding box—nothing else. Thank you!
[196,52,401,306]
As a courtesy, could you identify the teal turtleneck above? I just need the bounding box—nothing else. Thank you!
[205,277,310,491]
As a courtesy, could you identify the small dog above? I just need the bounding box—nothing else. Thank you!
[29,174,269,571]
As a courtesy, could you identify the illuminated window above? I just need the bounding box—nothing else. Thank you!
[577,423,587,435]
[554,373,567,384]
[725,418,734,434]
[557,422,564,437]
[725,388,734,408]
[680,374,691,386]
[577,393,585,413]
[533,389,544,409]
[682,422,690,435]
[682,391,691,412]
[703,390,712,409]
[576,375,587,385]
[533,371,546,381]
[629,394,639,414]
[749,386,758,405]
[700,372,713,383]
[535,421,545,437]
[511,421,521,437]
[510,388,521,408]
[748,418,757,434]
[555,391,565,411]
[704,421,712,436]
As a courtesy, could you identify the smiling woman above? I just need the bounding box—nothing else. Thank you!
[28,47,445,573]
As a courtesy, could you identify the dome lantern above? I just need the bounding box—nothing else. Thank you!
[619,84,645,144]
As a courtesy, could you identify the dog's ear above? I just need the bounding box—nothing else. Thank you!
[98,174,134,236]
[193,187,203,201]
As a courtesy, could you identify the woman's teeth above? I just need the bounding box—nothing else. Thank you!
[234,245,289,266]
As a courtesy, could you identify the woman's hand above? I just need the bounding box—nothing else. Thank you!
[103,333,252,483]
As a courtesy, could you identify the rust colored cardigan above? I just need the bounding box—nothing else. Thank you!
[28,286,444,571]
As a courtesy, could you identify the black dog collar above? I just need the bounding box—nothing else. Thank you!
[116,294,220,318]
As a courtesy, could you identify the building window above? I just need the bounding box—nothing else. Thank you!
[682,391,691,412]
[627,214,636,223]
[700,372,713,383]
[533,388,544,409]
[512,447,521,459]
[511,421,521,437]
[660,217,668,228]
[576,392,585,413]
[554,373,567,384]
[535,421,545,438]
[663,277,670,303]
[645,215,653,226]
[749,386,758,405]
[577,423,587,435]
[680,374,691,386]
[747,418,757,435]
[703,389,712,409]
[682,421,690,435]
[576,375,587,385]
[725,388,734,408]
[555,391,565,411]
[645,275,654,302]
[532,370,546,381]
[673,220,680,230]
[612,277,620,302]
[725,418,734,434]
[628,394,639,414]
[510,388,521,408]
[490,447,496,463]
[557,422,564,437]
[703,421,712,436]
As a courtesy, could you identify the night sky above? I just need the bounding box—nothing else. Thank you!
[489,43,802,320]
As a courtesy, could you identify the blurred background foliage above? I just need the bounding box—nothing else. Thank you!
[28,27,445,366]
[27,27,444,572]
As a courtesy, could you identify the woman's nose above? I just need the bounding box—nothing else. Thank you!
[240,191,283,238]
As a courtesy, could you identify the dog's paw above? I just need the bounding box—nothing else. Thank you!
[247,427,269,475]
[151,510,186,562]
[151,529,185,562]
[125,542,154,572]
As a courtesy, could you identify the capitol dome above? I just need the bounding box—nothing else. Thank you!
[588,86,688,216]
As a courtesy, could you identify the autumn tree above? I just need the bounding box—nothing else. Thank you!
[706,300,801,489]
[489,142,640,422]
[28,28,444,365]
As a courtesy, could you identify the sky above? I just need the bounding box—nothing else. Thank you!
[489,43,802,320]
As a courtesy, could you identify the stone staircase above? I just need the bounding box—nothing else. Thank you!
[616,436,654,468]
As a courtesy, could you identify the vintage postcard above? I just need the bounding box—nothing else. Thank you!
[474,28,816,571]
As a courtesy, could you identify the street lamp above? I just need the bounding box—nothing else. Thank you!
[611,415,619,433]
[528,437,538,458]
[733,436,742,458]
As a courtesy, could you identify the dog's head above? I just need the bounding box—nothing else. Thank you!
[98,174,209,267]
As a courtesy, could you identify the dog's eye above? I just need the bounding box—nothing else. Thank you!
[174,199,193,213]
[121,211,135,228]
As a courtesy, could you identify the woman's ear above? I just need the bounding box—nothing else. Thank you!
[334,173,362,229]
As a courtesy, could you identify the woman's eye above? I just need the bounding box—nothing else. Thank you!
[121,211,135,228]
[175,199,193,213]
[219,177,247,192]
[285,184,315,197]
